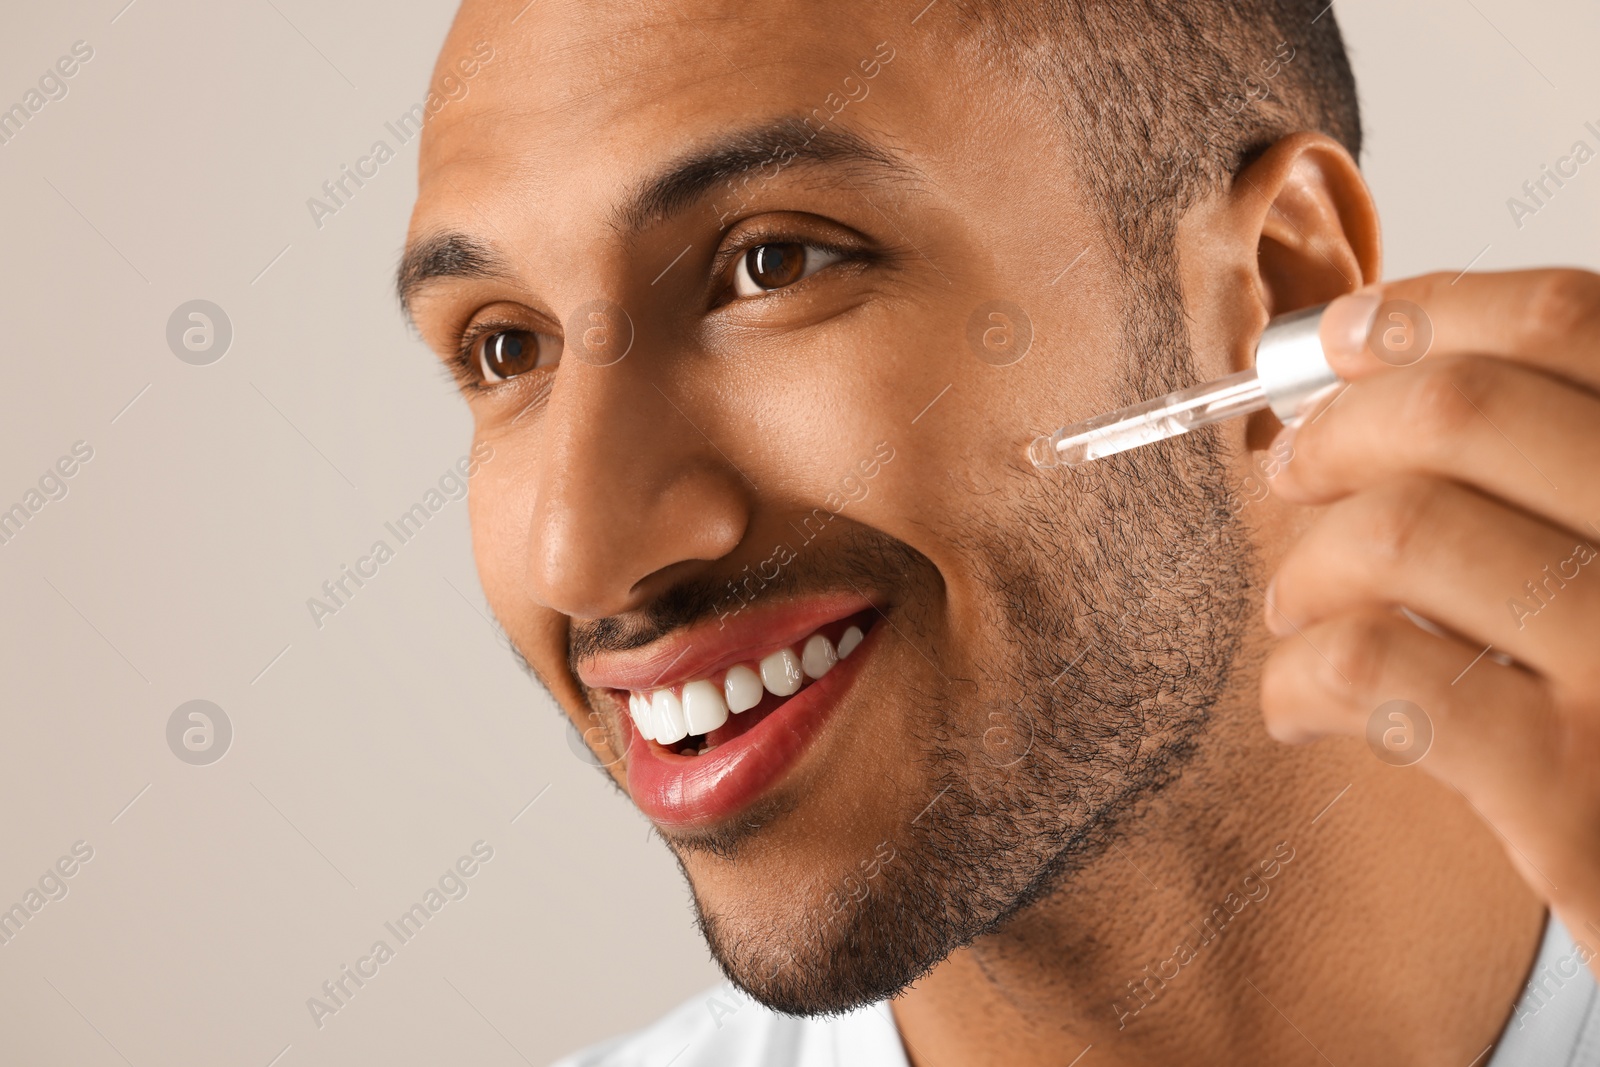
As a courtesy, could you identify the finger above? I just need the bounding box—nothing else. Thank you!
[1260,606,1553,771]
[1259,608,1580,893]
[1317,268,1600,394]
[1267,475,1600,687]
[1268,354,1600,540]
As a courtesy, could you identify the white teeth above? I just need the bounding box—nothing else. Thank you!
[724,665,764,713]
[682,679,729,736]
[651,688,689,745]
[631,625,867,744]
[637,692,663,742]
[628,692,651,740]
[759,648,804,696]
[801,634,837,679]
[647,694,665,741]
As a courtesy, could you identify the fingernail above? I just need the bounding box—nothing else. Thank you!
[1320,288,1383,363]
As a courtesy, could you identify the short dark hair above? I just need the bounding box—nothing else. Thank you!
[964,0,1362,280]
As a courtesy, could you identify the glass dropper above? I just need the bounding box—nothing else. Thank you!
[1030,303,1337,469]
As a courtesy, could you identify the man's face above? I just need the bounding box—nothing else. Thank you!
[405,0,1256,1013]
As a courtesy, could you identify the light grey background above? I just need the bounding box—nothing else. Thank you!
[0,1,1595,1064]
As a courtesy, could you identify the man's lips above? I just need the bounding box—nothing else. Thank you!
[572,593,886,827]
[620,611,882,827]
[576,593,876,693]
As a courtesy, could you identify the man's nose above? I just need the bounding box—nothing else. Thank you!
[526,354,748,621]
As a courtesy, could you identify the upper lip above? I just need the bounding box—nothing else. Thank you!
[574,592,877,693]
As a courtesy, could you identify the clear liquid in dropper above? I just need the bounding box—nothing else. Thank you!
[1030,369,1268,468]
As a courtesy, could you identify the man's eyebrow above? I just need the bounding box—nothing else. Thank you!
[615,115,918,234]
[396,231,512,319]
[396,117,917,317]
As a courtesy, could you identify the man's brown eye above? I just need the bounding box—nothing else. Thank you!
[733,242,844,298]
[477,329,542,382]
[747,243,805,289]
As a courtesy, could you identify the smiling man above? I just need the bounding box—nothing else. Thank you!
[399,1,1600,1064]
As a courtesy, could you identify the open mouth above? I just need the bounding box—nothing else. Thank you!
[620,611,873,757]
[578,593,887,826]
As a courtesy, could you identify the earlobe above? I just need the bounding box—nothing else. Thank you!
[1238,132,1382,316]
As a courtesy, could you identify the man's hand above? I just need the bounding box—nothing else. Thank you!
[1259,269,1600,978]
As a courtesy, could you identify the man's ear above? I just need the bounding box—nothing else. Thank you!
[1240,131,1381,317]
[1181,131,1381,447]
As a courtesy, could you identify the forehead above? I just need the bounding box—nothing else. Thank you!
[432,0,909,153]
[411,0,1020,234]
